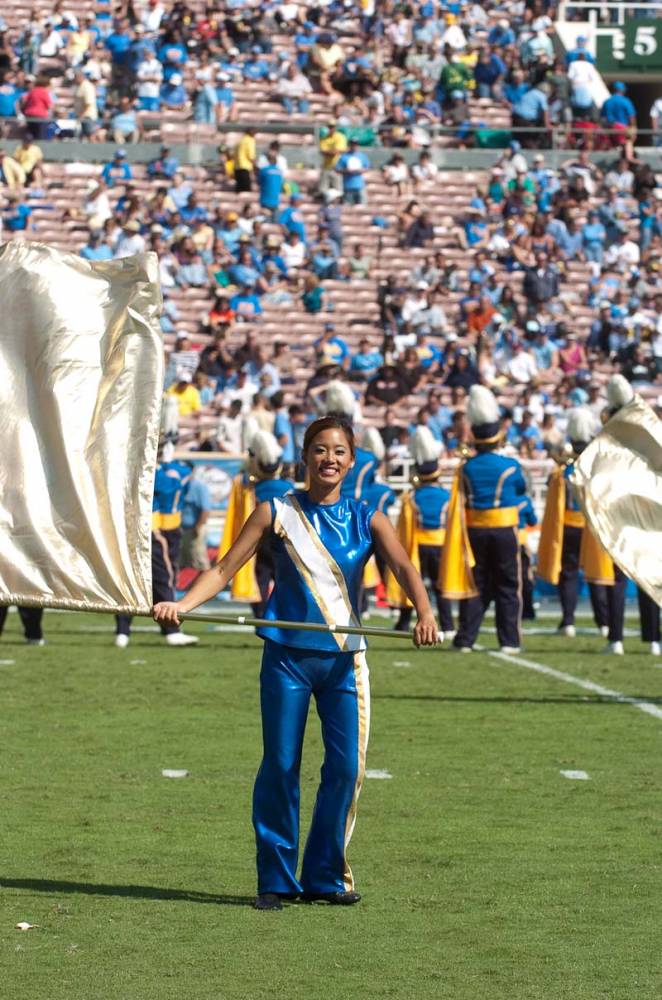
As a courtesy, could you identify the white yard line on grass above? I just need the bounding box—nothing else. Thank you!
[481,646,662,722]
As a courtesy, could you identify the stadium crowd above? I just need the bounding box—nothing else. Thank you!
[0,0,661,472]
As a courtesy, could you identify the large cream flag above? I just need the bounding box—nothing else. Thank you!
[0,241,163,614]
[571,395,662,605]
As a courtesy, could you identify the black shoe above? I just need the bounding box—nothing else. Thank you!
[302,891,361,905]
[254,893,283,911]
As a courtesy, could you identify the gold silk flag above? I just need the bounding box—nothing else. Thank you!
[571,395,662,604]
[0,242,163,614]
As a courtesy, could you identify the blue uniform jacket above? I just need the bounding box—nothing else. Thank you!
[462,452,527,510]
[413,483,450,530]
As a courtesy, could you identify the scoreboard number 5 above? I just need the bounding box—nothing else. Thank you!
[633,25,657,57]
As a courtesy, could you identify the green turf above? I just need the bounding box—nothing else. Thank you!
[2,611,662,999]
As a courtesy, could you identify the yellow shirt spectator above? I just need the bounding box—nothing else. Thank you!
[166,382,202,417]
[235,132,256,172]
[320,128,348,170]
[14,141,43,175]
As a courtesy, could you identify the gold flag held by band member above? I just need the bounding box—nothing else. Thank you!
[0,242,163,614]
[571,395,662,605]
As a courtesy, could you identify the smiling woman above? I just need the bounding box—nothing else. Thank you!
[153,417,439,910]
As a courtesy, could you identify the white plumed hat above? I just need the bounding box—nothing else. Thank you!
[323,379,357,420]
[467,385,501,440]
[566,407,595,445]
[242,415,260,452]
[410,425,442,473]
[361,426,385,461]
[607,374,634,412]
[250,429,282,472]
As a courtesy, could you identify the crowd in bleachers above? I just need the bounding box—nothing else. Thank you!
[0,0,660,146]
[0,0,661,470]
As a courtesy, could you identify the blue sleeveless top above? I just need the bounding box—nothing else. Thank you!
[256,490,375,652]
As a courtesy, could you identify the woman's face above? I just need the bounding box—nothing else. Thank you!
[305,428,354,487]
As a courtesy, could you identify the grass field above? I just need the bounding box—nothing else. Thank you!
[2,609,662,1000]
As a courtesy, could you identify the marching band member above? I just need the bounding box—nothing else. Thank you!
[359,427,397,516]
[153,415,440,911]
[389,426,454,636]
[115,445,199,648]
[440,385,527,654]
[538,408,612,641]
[250,430,295,616]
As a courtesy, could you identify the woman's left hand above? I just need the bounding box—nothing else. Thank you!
[413,612,442,647]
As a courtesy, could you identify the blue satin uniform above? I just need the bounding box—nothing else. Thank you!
[455,451,527,650]
[253,491,375,896]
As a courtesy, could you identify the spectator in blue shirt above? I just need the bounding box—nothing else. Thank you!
[230,286,263,319]
[80,231,113,261]
[105,18,131,68]
[101,148,132,185]
[193,80,218,125]
[160,73,188,109]
[512,84,550,127]
[601,82,636,133]
[336,140,370,205]
[487,20,515,48]
[3,192,31,231]
[261,236,288,276]
[214,72,235,122]
[110,96,140,143]
[147,145,179,179]
[168,172,193,211]
[228,249,264,290]
[565,36,595,65]
[175,251,208,288]
[0,72,20,117]
[294,22,316,69]
[582,210,607,263]
[179,193,208,225]
[258,152,285,213]
[277,194,307,241]
[243,46,271,80]
[503,72,530,108]
[157,30,188,81]
[314,323,349,367]
[473,47,505,99]
[349,338,383,380]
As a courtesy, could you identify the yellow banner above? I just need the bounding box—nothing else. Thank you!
[0,242,163,613]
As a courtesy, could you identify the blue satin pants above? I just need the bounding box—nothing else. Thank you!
[253,639,370,895]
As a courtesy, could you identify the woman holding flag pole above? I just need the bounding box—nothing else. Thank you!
[153,415,440,911]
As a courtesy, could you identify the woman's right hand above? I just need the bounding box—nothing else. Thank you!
[152,602,182,627]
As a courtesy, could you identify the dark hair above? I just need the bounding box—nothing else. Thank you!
[303,417,355,458]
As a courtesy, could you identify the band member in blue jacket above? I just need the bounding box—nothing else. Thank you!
[153,416,439,911]
[452,385,527,653]
[390,426,454,635]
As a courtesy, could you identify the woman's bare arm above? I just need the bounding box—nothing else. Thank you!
[370,511,440,646]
